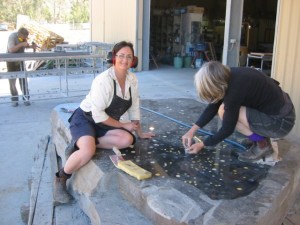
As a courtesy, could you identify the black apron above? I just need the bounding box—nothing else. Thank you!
[105,79,132,120]
[84,79,132,130]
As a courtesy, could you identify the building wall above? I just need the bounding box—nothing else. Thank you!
[91,0,142,70]
[90,0,104,42]
[272,0,300,142]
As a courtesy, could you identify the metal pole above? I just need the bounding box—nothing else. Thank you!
[65,58,68,96]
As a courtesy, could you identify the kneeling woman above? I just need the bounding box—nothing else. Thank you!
[54,41,154,204]
[182,61,295,162]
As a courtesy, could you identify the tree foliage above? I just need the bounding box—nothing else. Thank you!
[0,0,89,25]
[70,0,89,23]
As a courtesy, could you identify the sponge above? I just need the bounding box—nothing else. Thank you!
[117,160,152,180]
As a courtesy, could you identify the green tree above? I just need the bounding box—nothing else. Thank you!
[0,0,89,25]
[70,0,89,23]
[0,0,48,24]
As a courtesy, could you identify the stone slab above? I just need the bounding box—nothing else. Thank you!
[50,98,300,225]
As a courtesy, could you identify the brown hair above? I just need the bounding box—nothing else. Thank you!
[112,41,134,56]
[194,61,230,103]
[17,27,29,36]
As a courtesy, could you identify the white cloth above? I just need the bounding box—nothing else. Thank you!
[80,67,140,123]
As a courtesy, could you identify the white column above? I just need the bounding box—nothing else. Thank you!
[222,0,244,67]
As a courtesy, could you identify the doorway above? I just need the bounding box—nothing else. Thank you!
[146,0,278,71]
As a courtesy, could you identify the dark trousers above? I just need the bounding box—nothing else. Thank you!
[6,62,30,102]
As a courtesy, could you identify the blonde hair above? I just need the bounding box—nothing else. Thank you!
[194,61,230,103]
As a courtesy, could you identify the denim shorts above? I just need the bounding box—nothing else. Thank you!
[68,107,136,148]
[246,107,295,138]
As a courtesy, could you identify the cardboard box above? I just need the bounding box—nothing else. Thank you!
[186,6,204,14]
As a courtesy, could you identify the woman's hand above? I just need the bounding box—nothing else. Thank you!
[185,142,204,154]
[131,120,155,139]
[182,130,195,149]
[138,132,155,139]
[182,124,203,154]
[122,122,138,132]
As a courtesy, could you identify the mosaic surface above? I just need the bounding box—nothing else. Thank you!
[119,99,270,200]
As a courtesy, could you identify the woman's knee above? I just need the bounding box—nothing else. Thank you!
[119,133,134,148]
[218,103,225,119]
[238,106,248,124]
[100,129,134,149]
[111,130,134,148]
[77,136,96,156]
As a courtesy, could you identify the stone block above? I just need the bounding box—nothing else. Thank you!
[50,99,300,225]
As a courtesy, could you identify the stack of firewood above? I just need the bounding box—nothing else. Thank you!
[21,21,64,51]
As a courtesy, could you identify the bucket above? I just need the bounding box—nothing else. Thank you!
[174,56,183,69]
[183,56,192,68]
[195,58,203,68]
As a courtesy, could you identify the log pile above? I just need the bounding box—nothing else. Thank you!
[22,21,64,51]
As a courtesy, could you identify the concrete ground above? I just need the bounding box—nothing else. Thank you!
[0,65,299,225]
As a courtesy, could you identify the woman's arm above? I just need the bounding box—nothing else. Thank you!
[132,120,155,139]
